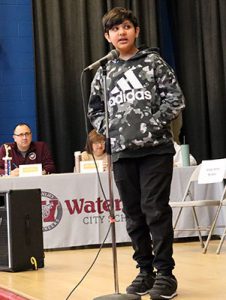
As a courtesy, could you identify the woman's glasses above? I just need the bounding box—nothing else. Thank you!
[93,141,105,145]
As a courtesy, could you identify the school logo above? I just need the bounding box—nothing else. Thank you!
[41,191,63,232]
[29,152,36,160]
[109,69,151,106]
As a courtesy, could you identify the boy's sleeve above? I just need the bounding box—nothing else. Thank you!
[152,55,185,126]
[87,69,106,134]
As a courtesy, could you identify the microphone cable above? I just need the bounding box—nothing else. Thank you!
[64,68,115,300]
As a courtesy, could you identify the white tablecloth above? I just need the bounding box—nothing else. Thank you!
[0,167,224,249]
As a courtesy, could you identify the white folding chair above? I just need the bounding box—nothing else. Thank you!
[210,197,226,254]
[202,186,226,253]
[170,164,224,253]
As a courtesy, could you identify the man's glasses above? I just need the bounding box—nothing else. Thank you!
[14,132,31,138]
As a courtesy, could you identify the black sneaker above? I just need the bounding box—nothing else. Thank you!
[149,274,177,299]
[126,271,156,295]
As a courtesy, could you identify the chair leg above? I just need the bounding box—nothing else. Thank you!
[203,205,222,254]
[216,227,226,254]
[192,207,204,248]
[173,207,183,230]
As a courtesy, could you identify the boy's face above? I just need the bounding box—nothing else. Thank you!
[104,20,140,55]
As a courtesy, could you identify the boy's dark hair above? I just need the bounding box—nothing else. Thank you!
[102,7,139,33]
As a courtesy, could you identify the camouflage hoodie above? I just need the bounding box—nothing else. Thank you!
[88,47,185,154]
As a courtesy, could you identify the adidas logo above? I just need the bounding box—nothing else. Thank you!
[109,69,151,107]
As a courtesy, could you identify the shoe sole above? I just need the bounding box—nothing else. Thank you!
[127,289,151,296]
[137,289,152,296]
[150,291,177,299]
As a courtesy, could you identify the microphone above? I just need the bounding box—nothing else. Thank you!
[84,49,119,71]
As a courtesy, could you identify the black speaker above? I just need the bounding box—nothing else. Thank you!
[0,189,44,272]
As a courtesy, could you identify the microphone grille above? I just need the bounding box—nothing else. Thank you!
[110,49,120,59]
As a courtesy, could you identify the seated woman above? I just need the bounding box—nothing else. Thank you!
[81,129,107,170]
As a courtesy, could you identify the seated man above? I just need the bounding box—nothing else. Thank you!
[0,123,56,176]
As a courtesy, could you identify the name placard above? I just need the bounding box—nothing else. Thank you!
[19,164,42,177]
[80,160,103,173]
[198,159,226,184]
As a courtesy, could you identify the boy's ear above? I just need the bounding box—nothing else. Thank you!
[135,26,140,38]
[104,32,111,43]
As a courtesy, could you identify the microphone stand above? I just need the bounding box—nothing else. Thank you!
[93,63,140,300]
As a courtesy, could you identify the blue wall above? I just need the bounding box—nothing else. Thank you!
[0,0,37,144]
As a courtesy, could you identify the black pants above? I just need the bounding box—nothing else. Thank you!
[113,153,175,274]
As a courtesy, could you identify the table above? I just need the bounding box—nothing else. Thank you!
[0,167,224,249]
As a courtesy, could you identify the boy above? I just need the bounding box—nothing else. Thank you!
[88,7,185,300]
